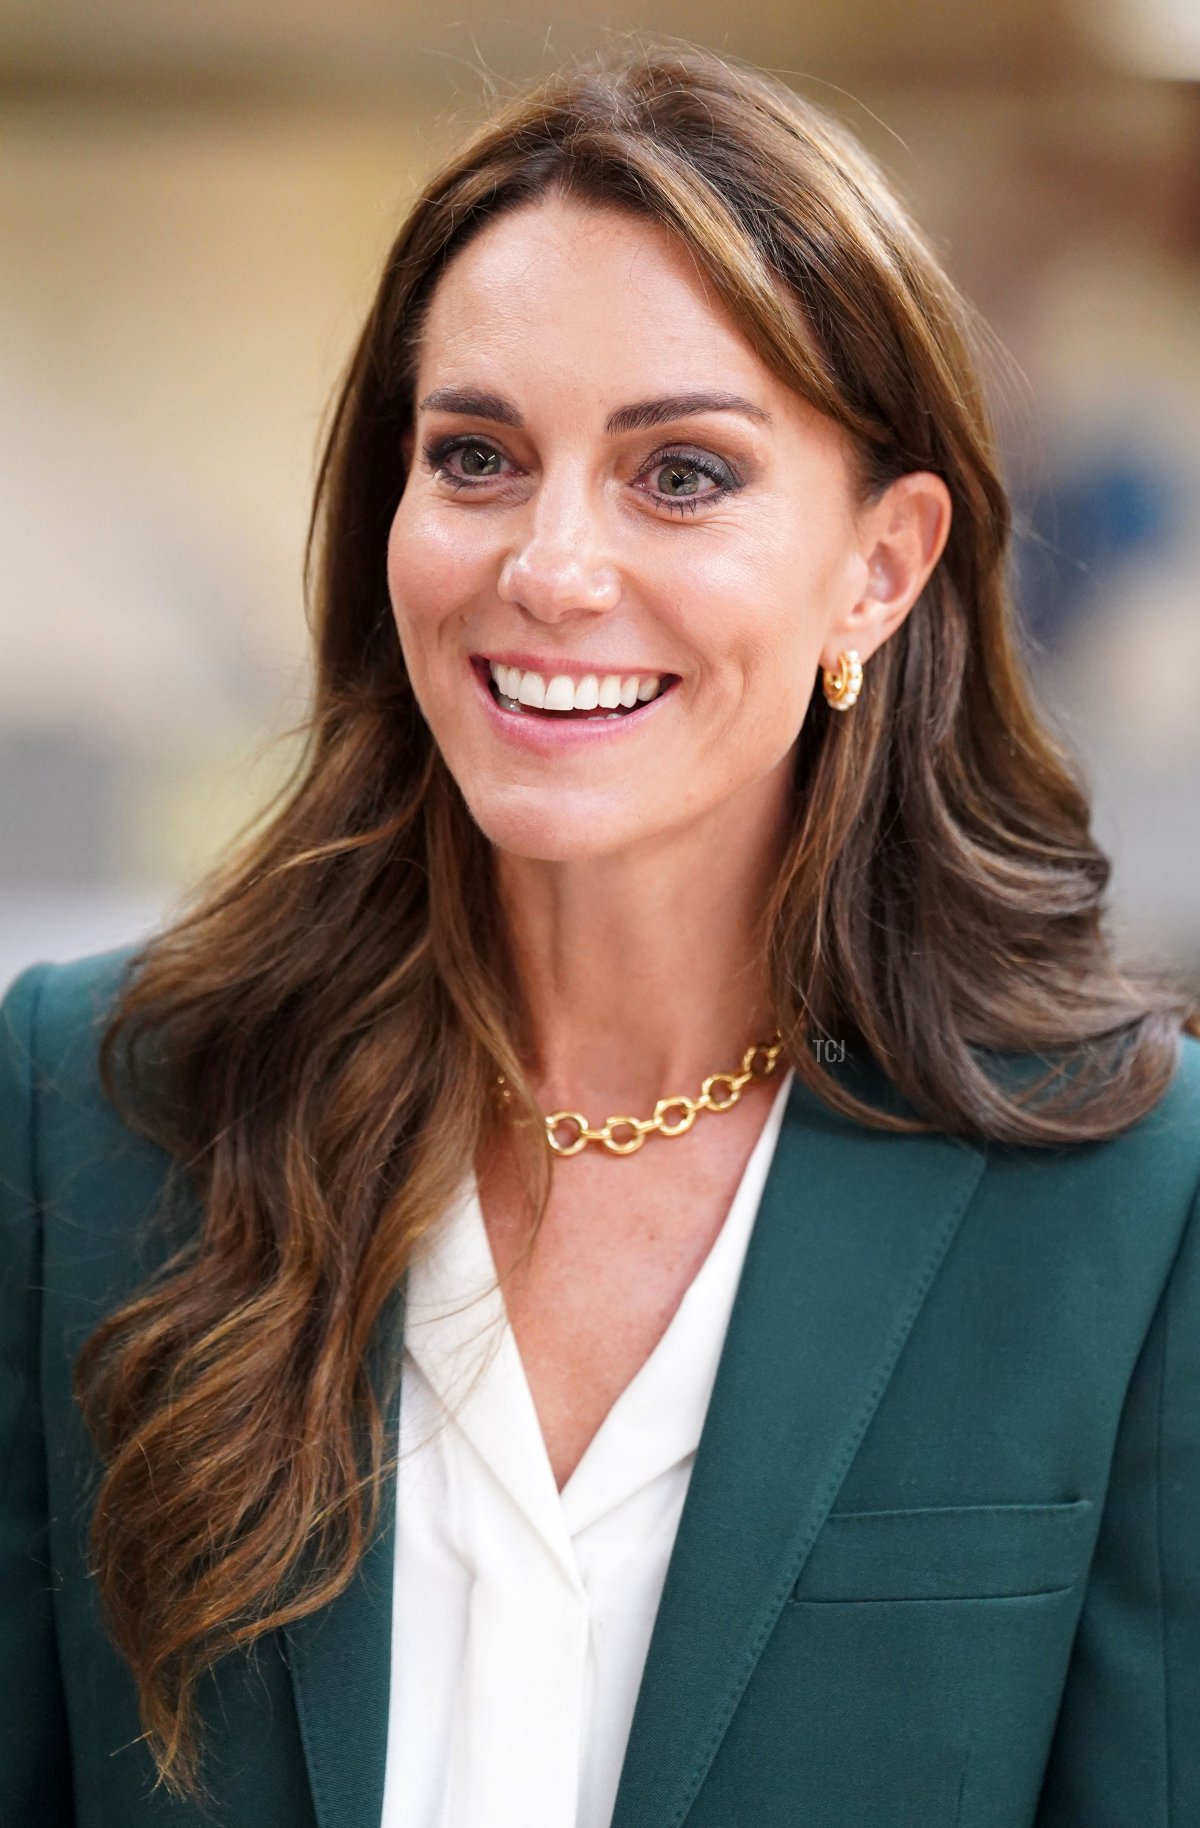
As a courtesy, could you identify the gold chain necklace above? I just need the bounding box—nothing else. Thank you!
[495,1031,784,1156]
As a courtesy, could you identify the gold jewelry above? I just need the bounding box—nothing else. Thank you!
[495,1031,784,1157]
[822,648,863,711]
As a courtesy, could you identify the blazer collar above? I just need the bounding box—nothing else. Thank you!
[283,1052,987,1828]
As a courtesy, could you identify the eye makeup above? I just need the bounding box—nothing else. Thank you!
[419,433,746,519]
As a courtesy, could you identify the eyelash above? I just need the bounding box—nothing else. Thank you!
[418,434,738,518]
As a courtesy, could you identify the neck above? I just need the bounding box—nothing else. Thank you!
[492,771,790,1116]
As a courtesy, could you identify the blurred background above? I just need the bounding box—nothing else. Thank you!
[2,0,1198,993]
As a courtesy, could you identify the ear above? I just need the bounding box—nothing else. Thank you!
[819,471,952,673]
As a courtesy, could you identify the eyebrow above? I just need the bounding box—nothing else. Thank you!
[417,386,773,435]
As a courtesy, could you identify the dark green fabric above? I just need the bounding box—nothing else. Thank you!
[2,946,1198,1827]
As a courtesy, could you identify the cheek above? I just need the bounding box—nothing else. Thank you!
[386,497,485,637]
[747,650,819,755]
[682,578,824,724]
[385,515,454,713]
[386,508,434,635]
[730,528,845,692]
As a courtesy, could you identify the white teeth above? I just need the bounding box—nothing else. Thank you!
[486,659,665,714]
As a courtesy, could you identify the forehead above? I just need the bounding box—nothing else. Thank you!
[416,194,771,396]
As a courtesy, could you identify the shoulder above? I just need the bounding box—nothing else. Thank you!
[1161,1025,1200,1129]
[959,1033,1200,1374]
[840,1029,1200,1335]
[1066,1027,1200,1197]
[973,1029,1200,1245]
[1146,1028,1200,1192]
[1151,1028,1200,1305]
[0,941,172,1222]
[846,1027,1200,1194]
[1032,1025,1200,1188]
[1,942,143,1091]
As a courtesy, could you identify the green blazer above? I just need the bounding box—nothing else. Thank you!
[2,946,1199,1827]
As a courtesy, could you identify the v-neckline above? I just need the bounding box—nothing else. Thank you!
[402,1066,796,1567]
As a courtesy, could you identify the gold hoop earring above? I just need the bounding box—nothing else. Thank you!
[822,649,863,711]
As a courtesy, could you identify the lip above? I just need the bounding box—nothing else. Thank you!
[468,655,679,751]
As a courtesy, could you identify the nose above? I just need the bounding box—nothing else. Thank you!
[496,466,621,622]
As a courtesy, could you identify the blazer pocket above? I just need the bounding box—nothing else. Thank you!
[789,1497,1095,1604]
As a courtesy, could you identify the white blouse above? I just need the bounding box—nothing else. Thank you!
[379,1063,796,1828]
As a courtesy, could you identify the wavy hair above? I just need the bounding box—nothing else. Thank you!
[75,36,1199,1802]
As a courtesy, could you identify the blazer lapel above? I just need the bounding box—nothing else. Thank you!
[608,1057,987,1828]
[284,1276,407,1828]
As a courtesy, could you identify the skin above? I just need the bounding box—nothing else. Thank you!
[386,192,951,1126]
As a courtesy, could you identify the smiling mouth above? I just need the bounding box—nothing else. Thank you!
[475,654,680,716]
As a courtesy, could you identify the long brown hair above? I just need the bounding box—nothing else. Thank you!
[76,36,1198,1801]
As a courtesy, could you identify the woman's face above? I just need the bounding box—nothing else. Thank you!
[386,193,884,863]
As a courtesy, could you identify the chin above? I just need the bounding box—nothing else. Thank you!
[462,785,651,864]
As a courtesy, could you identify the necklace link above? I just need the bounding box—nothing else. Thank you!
[496,1032,784,1156]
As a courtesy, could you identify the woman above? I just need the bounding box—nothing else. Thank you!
[2,39,1198,1828]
